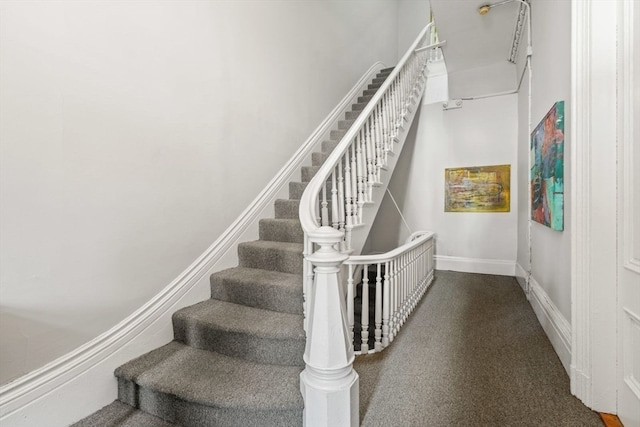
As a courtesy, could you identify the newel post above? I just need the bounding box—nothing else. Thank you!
[300,226,359,427]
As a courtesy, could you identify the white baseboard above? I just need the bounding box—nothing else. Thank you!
[514,263,528,293]
[570,363,592,408]
[0,63,389,427]
[528,276,572,374]
[434,255,516,276]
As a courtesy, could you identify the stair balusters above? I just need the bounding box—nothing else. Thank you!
[345,232,434,355]
[299,23,434,426]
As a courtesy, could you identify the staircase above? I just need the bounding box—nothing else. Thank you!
[73,67,395,427]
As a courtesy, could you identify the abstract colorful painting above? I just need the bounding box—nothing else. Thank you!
[531,101,564,230]
[444,164,510,212]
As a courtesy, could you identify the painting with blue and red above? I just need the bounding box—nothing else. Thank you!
[531,101,564,230]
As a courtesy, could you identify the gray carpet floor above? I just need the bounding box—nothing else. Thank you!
[76,270,604,426]
[354,271,603,427]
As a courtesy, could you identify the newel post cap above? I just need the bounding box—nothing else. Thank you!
[305,226,347,265]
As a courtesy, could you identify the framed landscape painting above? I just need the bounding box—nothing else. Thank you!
[444,164,510,212]
[531,101,564,230]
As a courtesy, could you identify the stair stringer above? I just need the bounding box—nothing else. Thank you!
[0,63,389,427]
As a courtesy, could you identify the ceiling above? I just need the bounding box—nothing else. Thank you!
[429,0,527,99]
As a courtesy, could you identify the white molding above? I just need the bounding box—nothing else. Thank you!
[528,276,572,373]
[0,62,387,427]
[434,255,516,276]
[571,0,618,414]
[570,0,593,408]
[620,0,640,275]
[514,263,528,294]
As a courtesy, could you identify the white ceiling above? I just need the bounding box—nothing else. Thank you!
[429,0,525,99]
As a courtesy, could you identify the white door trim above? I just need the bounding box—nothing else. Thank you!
[570,0,618,414]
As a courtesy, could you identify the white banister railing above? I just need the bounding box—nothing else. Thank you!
[299,24,436,427]
[346,231,434,355]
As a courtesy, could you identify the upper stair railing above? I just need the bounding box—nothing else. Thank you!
[298,23,436,426]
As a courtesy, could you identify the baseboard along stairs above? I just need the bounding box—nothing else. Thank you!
[73,67,396,427]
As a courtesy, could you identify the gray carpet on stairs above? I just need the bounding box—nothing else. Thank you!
[72,67,395,427]
[72,400,175,427]
[355,271,604,427]
[71,65,601,427]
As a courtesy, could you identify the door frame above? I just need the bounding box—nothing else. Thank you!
[570,0,618,414]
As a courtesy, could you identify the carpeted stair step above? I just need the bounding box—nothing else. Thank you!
[289,181,331,200]
[363,88,380,97]
[322,140,339,153]
[351,101,368,112]
[210,267,303,314]
[259,218,303,243]
[238,240,303,274]
[301,165,321,182]
[380,66,394,74]
[330,129,348,140]
[312,151,330,166]
[357,94,374,104]
[173,299,305,366]
[368,82,382,90]
[289,181,307,200]
[372,76,387,84]
[116,341,303,427]
[71,401,176,427]
[338,119,356,130]
[274,198,301,218]
[345,110,362,120]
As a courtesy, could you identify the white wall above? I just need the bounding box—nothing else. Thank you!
[366,92,519,275]
[513,0,573,372]
[0,0,399,385]
[516,0,572,323]
[397,0,431,56]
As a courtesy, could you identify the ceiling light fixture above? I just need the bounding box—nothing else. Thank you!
[477,0,531,63]
[477,0,513,15]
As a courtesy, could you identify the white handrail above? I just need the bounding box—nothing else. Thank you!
[299,22,432,236]
[346,231,434,264]
[298,24,435,426]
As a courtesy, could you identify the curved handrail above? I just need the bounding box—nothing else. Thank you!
[299,23,432,238]
[345,231,434,265]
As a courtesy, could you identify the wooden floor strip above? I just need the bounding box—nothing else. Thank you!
[600,413,624,427]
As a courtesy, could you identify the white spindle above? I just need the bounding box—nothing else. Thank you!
[382,260,390,347]
[303,236,310,332]
[321,185,328,226]
[375,105,383,182]
[365,120,374,202]
[344,149,353,250]
[356,130,365,220]
[350,143,359,225]
[331,170,338,230]
[361,264,369,353]
[374,263,382,351]
[347,264,355,342]
[338,160,345,238]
